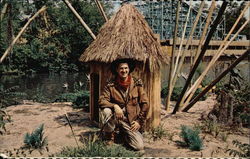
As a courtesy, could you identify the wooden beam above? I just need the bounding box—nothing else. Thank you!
[192,0,216,67]
[63,0,96,40]
[0,6,47,63]
[172,0,192,80]
[94,0,108,22]
[165,0,181,111]
[168,39,249,46]
[172,1,228,114]
[0,3,8,21]
[182,49,250,112]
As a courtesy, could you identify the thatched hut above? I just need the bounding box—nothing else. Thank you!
[79,4,169,128]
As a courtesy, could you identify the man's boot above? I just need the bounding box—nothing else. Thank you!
[104,132,115,145]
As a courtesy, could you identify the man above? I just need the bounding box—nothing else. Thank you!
[99,59,149,151]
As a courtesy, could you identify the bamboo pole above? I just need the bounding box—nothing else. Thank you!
[177,0,216,108]
[171,1,205,91]
[94,0,108,22]
[63,0,96,40]
[172,1,228,114]
[185,2,249,97]
[182,18,250,108]
[182,4,249,107]
[165,0,181,111]
[0,6,47,63]
[172,0,192,78]
[192,0,216,67]
[0,3,8,21]
[183,49,250,112]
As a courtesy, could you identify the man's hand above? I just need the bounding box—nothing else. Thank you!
[130,121,140,131]
[114,104,124,120]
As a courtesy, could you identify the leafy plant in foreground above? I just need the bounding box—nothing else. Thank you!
[56,133,140,157]
[24,124,48,150]
[227,140,250,157]
[179,125,203,151]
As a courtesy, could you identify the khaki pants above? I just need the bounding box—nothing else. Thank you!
[100,108,144,150]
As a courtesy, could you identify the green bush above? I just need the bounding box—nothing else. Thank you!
[161,86,207,101]
[31,86,51,103]
[54,90,89,109]
[0,84,26,107]
[161,86,182,100]
[149,124,167,141]
[24,124,48,149]
[179,125,203,151]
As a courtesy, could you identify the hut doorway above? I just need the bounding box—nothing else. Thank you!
[90,73,99,123]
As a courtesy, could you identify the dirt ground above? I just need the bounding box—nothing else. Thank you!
[0,95,249,157]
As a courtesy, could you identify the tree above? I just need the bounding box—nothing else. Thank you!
[225,1,250,39]
[0,0,113,74]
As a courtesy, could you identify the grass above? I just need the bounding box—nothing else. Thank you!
[149,124,167,141]
[55,133,141,157]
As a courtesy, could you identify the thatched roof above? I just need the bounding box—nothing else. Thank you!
[79,4,169,71]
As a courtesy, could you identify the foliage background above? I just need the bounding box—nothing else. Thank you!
[0,0,112,74]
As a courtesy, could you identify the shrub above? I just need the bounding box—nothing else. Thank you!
[161,86,207,101]
[227,140,250,157]
[24,124,48,150]
[149,124,167,141]
[56,134,140,157]
[54,90,89,109]
[31,86,50,103]
[0,85,26,107]
[179,125,203,151]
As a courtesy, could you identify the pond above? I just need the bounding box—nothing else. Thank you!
[0,72,89,102]
[1,59,249,103]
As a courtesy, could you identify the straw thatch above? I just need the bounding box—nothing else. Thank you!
[79,4,169,71]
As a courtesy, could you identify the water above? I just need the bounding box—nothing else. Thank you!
[1,59,249,102]
[0,72,89,102]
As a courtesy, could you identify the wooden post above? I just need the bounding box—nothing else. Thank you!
[165,0,181,111]
[184,16,250,106]
[183,18,249,108]
[171,1,205,90]
[192,0,216,66]
[0,6,47,63]
[172,0,192,78]
[172,1,228,114]
[182,49,250,112]
[0,3,8,21]
[63,0,96,40]
[94,0,108,22]
[184,2,249,99]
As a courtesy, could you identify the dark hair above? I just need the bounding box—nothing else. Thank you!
[110,59,135,75]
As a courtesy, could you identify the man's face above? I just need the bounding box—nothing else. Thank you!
[116,63,130,80]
